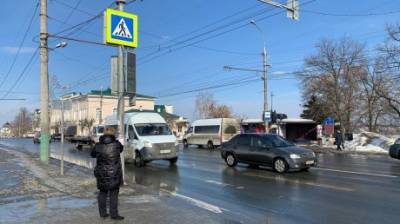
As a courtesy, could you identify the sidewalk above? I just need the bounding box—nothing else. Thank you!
[0,145,225,224]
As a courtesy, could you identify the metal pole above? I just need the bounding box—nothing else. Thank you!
[99,86,103,124]
[263,44,269,133]
[270,92,274,113]
[116,0,126,184]
[40,0,50,163]
[60,99,64,175]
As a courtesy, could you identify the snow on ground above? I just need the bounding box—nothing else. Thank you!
[344,131,397,153]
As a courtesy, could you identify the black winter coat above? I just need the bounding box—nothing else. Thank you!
[91,134,123,191]
[335,132,344,145]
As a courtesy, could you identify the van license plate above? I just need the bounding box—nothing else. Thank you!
[306,160,314,165]
[160,150,171,154]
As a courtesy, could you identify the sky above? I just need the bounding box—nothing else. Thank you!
[0,0,399,125]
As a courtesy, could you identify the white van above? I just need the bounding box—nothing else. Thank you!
[183,118,240,149]
[104,112,178,167]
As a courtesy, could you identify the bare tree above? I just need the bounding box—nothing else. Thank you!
[194,92,233,119]
[373,24,400,118]
[300,37,367,133]
[11,107,33,137]
[79,118,95,136]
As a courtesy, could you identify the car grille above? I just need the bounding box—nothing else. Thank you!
[152,142,175,151]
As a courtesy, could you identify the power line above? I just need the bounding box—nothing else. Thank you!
[303,9,400,17]
[1,48,39,99]
[138,0,316,65]
[0,1,39,90]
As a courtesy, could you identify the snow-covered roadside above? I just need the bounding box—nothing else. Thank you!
[344,131,396,153]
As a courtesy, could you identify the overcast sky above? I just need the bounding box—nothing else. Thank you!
[0,0,399,124]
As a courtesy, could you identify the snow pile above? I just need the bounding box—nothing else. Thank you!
[344,131,396,153]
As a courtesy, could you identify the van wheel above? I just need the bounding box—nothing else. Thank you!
[169,157,178,165]
[274,158,288,174]
[225,153,237,167]
[134,152,145,167]
[183,139,188,148]
[207,141,214,150]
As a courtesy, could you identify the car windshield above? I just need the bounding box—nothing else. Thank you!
[262,135,294,147]
[135,123,172,136]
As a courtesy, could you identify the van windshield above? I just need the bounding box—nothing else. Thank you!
[135,123,172,136]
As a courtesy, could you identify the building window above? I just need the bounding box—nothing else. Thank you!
[96,108,101,119]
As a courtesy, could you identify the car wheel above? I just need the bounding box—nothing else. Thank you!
[225,153,237,167]
[134,152,145,167]
[274,158,288,173]
[302,167,310,172]
[207,141,214,150]
[169,157,178,165]
[183,139,188,148]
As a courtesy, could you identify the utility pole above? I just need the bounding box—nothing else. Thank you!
[270,92,274,112]
[99,86,103,124]
[40,0,50,163]
[60,98,64,175]
[262,42,268,133]
[116,0,126,183]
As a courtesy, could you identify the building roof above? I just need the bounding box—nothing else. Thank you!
[89,88,156,99]
[124,108,181,121]
[281,118,316,124]
[241,119,263,124]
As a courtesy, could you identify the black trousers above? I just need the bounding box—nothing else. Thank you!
[98,188,119,217]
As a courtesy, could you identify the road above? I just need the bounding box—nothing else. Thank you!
[1,138,400,224]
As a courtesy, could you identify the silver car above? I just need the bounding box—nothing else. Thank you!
[220,134,317,173]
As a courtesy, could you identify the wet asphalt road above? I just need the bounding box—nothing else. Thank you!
[1,138,400,224]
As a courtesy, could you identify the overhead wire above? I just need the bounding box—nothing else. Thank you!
[1,48,40,99]
[0,1,39,90]
[138,0,317,65]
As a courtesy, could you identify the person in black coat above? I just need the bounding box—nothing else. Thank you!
[335,130,344,151]
[91,127,124,220]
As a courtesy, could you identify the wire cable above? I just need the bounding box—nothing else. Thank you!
[1,47,39,99]
[0,1,39,89]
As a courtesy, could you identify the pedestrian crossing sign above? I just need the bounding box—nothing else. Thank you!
[104,8,138,48]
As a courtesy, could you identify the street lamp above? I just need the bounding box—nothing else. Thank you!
[48,41,68,51]
[250,20,269,133]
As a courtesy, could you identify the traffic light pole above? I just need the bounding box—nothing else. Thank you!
[40,0,50,163]
[116,0,126,184]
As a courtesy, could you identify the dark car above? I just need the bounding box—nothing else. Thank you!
[220,134,317,173]
[389,138,400,159]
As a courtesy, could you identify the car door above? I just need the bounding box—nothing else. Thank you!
[251,136,275,166]
[234,135,251,162]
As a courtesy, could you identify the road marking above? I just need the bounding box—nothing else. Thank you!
[160,189,226,214]
[314,167,399,178]
[204,179,245,189]
[244,173,354,192]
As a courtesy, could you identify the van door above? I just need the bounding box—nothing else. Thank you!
[126,125,139,160]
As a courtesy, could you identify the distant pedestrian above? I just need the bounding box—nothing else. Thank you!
[335,130,344,151]
[91,127,124,220]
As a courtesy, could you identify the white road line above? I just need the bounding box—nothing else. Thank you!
[160,189,227,214]
[244,173,354,192]
[314,167,399,178]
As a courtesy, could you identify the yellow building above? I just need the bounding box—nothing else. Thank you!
[51,89,156,136]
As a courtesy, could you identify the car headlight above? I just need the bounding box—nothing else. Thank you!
[290,154,301,159]
[144,140,152,148]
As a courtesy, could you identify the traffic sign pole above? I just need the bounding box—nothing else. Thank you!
[116,0,126,185]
